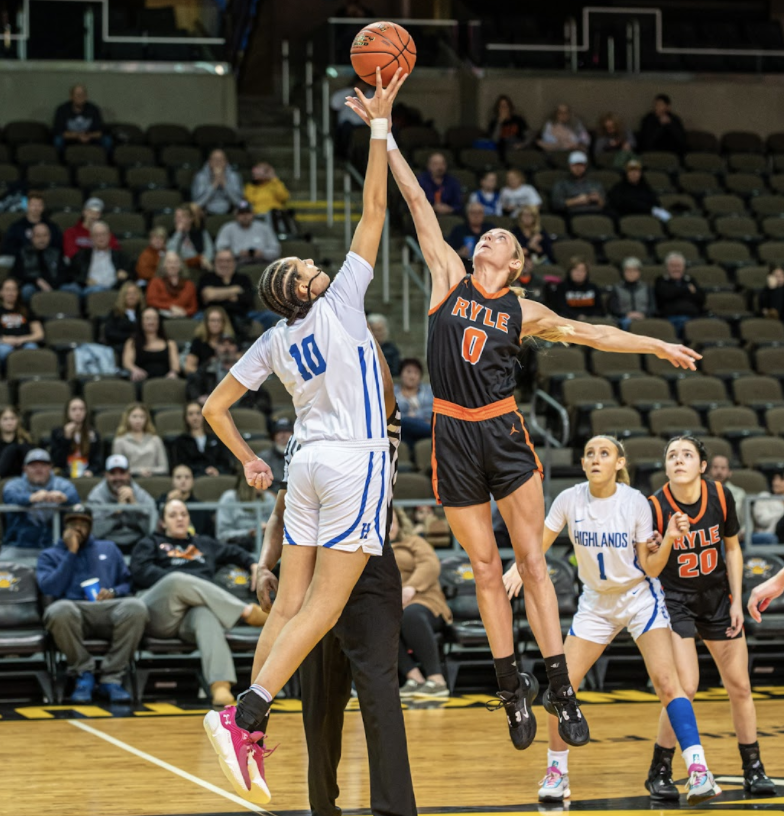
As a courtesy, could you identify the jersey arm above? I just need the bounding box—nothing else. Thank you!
[633,491,655,544]
[544,490,569,535]
[230,330,274,391]
[721,485,741,538]
[324,251,375,340]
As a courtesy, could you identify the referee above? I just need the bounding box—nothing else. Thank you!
[255,344,417,816]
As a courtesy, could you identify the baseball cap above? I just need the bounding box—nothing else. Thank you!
[218,332,237,343]
[271,417,293,436]
[568,151,588,166]
[64,504,93,525]
[84,197,105,212]
[626,158,643,170]
[237,200,253,213]
[105,454,129,471]
[24,448,52,465]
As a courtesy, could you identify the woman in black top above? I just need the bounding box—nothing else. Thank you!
[50,396,102,478]
[156,463,214,536]
[0,405,33,478]
[104,281,144,351]
[171,401,233,476]
[758,265,784,321]
[0,277,44,371]
[551,256,605,320]
[122,306,180,382]
[184,306,234,375]
[511,205,554,265]
[488,95,530,160]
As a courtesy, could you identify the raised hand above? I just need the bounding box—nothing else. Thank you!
[351,66,408,124]
[657,342,702,371]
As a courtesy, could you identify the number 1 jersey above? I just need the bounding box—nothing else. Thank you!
[428,275,523,407]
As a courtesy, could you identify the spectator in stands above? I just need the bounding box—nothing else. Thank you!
[0,278,44,368]
[593,112,635,162]
[184,306,232,374]
[216,473,277,551]
[50,397,102,479]
[469,170,502,216]
[0,406,33,479]
[244,162,290,215]
[104,282,144,351]
[156,464,213,537]
[447,202,496,273]
[0,191,62,257]
[390,506,451,697]
[196,250,254,337]
[145,252,198,318]
[53,84,109,153]
[135,226,168,285]
[367,314,402,376]
[395,357,433,456]
[709,454,747,541]
[12,223,78,303]
[1,448,79,554]
[488,94,530,160]
[499,169,542,218]
[417,152,463,215]
[88,454,157,551]
[608,257,653,330]
[112,403,169,478]
[654,252,705,335]
[122,307,180,382]
[751,470,784,545]
[552,256,605,320]
[167,204,214,271]
[552,151,606,217]
[171,401,233,477]
[72,221,131,296]
[538,103,590,153]
[191,149,244,216]
[607,158,663,218]
[638,93,687,155]
[331,75,373,159]
[215,200,281,264]
[131,498,267,706]
[255,417,293,493]
[511,247,546,304]
[758,265,784,321]
[511,205,554,265]
[63,198,119,260]
[37,505,147,703]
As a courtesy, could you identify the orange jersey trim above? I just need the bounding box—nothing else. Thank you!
[649,495,664,535]
[515,409,543,476]
[433,396,517,422]
[428,280,462,316]
[663,480,709,525]
[430,414,441,504]
[472,277,510,300]
[715,480,727,522]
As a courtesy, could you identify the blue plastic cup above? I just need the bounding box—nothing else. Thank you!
[81,578,101,602]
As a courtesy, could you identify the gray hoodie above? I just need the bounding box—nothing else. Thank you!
[190,162,244,215]
[87,479,158,548]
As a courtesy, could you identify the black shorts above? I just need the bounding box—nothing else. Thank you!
[664,584,741,641]
[431,405,542,507]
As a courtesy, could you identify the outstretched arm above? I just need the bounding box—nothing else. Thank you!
[349,68,408,268]
[748,567,784,622]
[344,99,465,310]
[520,299,701,371]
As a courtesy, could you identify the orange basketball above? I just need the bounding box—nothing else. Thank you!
[350,21,416,87]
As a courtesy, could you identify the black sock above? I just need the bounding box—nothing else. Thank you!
[739,741,762,771]
[544,653,572,696]
[649,743,676,776]
[493,653,520,694]
[235,690,271,733]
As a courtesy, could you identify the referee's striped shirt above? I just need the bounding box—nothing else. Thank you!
[282,404,402,508]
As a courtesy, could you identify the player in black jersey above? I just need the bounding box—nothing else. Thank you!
[646,436,776,797]
[345,94,701,754]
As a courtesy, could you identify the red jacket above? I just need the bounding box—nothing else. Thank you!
[63,220,120,259]
[146,277,198,317]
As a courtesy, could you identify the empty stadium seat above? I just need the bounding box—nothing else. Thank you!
[6,349,59,383]
[756,347,784,378]
[619,376,675,411]
[677,376,731,411]
[740,318,784,348]
[83,379,136,412]
[740,436,784,470]
[733,375,784,410]
[30,291,80,320]
[705,292,753,320]
[701,347,753,379]
[44,319,94,349]
[141,378,187,412]
[17,380,72,416]
[708,406,764,439]
[628,318,677,343]
[649,406,706,438]
[591,351,644,382]
[590,407,646,438]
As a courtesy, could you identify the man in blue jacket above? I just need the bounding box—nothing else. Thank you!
[2,448,80,556]
[37,505,148,703]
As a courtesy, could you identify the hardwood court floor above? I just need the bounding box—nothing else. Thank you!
[2,695,783,816]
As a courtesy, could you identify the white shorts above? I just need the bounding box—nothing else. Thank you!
[283,442,388,555]
[569,578,671,645]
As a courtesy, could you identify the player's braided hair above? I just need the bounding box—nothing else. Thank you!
[587,435,630,485]
[258,258,314,325]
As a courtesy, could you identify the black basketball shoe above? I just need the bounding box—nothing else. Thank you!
[645,745,679,802]
[485,672,539,750]
[542,687,589,747]
[744,762,777,796]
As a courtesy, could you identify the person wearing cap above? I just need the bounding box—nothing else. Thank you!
[551,151,606,217]
[1,448,80,555]
[255,418,294,493]
[191,149,244,216]
[215,201,281,264]
[71,221,131,297]
[36,505,148,704]
[63,198,120,260]
[87,454,158,553]
[196,250,255,336]
[607,158,664,218]
[11,222,80,303]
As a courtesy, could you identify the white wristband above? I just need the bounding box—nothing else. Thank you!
[387,132,398,152]
[370,118,389,140]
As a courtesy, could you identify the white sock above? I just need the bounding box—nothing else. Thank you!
[683,744,706,771]
[548,749,569,774]
[249,684,272,704]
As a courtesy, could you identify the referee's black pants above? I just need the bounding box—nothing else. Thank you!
[299,544,417,816]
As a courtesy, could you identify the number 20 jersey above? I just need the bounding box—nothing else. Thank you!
[428,275,523,408]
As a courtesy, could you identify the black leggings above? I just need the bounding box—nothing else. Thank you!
[398,602,444,678]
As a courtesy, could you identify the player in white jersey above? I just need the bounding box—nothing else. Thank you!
[503,436,720,806]
[200,67,408,805]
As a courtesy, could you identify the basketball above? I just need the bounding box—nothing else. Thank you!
[350,21,416,86]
